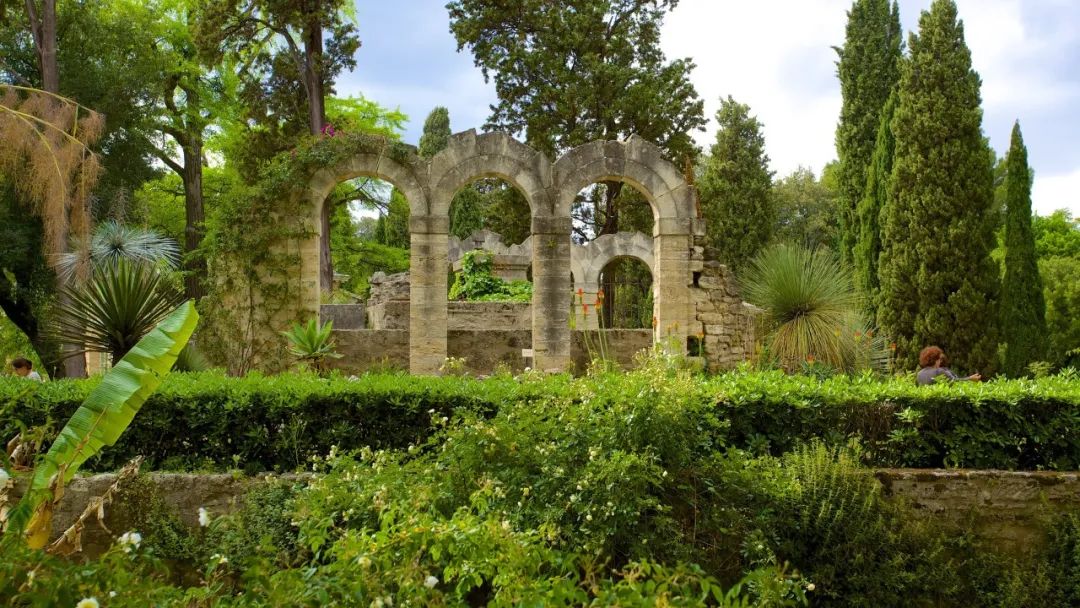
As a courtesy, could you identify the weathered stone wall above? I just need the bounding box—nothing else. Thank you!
[691,261,759,372]
[11,469,1077,560]
[369,302,532,331]
[327,329,409,372]
[876,469,1080,554]
[320,304,366,330]
[328,328,654,375]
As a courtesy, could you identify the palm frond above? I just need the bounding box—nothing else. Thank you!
[49,260,184,363]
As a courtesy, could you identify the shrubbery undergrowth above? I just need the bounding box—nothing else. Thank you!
[2,359,1078,605]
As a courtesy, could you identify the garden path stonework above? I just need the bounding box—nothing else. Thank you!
[289,130,751,375]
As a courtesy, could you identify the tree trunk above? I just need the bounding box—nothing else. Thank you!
[39,0,58,93]
[304,19,334,295]
[181,137,206,300]
[598,181,623,328]
[26,0,83,376]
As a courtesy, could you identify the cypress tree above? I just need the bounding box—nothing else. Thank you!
[878,0,999,373]
[835,0,902,267]
[418,106,451,160]
[853,88,897,318]
[1000,121,1047,376]
[698,96,774,271]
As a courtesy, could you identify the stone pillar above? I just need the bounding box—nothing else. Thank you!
[653,218,694,353]
[409,216,449,374]
[532,216,573,372]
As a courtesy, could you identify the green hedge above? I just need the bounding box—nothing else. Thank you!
[1,370,1077,472]
[0,372,563,473]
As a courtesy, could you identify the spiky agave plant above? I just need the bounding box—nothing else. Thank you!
[742,244,870,372]
[282,318,342,373]
[49,259,184,364]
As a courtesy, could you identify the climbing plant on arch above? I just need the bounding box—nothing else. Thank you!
[201,129,704,375]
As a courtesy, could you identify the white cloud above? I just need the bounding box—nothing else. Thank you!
[1033,169,1080,216]
[661,0,1080,187]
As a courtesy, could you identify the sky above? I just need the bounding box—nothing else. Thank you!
[339,0,1080,216]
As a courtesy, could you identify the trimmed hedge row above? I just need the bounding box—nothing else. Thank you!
[2,370,1078,472]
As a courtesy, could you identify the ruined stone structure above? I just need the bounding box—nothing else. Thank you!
[298,130,716,374]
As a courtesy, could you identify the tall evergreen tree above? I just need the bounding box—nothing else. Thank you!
[853,88,897,317]
[878,0,999,373]
[1000,121,1046,376]
[835,0,902,267]
[418,106,451,160]
[698,96,774,271]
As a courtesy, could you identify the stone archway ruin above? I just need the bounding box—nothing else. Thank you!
[299,130,735,375]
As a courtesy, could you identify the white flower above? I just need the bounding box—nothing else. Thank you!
[806,583,816,592]
[117,531,142,553]
[76,598,100,608]
[198,507,211,527]
[424,575,439,589]
[356,555,372,568]
[585,514,593,522]
[0,467,9,485]
[210,553,228,566]
[109,591,117,598]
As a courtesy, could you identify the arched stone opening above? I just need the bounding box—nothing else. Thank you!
[554,136,699,351]
[597,257,653,329]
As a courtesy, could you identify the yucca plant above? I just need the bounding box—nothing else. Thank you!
[5,301,197,548]
[742,244,882,373]
[282,318,342,373]
[55,220,181,281]
[49,259,184,364]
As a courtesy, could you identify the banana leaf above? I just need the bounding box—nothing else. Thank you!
[6,300,198,546]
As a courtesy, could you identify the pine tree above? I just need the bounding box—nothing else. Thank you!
[878,0,999,373]
[418,106,451,160]
[698,96,774,271]
[853,88,897,317]
[835,0,902,267]
[1000,121,1046,376]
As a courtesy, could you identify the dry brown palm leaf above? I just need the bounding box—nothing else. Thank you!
[0,84,103,267]
[47,456,143,556]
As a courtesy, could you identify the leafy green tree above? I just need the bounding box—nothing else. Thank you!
[878,0,999,373]
[1039,256,1080,369]
[999,122,1046,376]
[196,0,361,292]
[772,166,839,251]
[835,0,902,267]
[1033,210,1080,259]
[698,96,774,271]
[447,0,705,237]
[853,89,897,315]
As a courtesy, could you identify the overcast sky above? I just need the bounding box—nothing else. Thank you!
[340,0,1080,216]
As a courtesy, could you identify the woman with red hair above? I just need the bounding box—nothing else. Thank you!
[916,346,981,386]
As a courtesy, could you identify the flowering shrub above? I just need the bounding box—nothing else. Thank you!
[2,368,1077,473]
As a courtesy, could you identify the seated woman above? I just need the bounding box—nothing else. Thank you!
[916,346,980,386]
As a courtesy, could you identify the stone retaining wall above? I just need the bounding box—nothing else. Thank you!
[8,469,1077,559]
[328,329,655,375]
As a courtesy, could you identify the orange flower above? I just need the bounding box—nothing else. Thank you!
[854,331,862,339]
[597,288,605,301]
[866,330,873,338]
[582,303,589,316]
[806,354,816,364]
[577,288,584,298]
[889,342,897,351]
[652,316,658,328]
